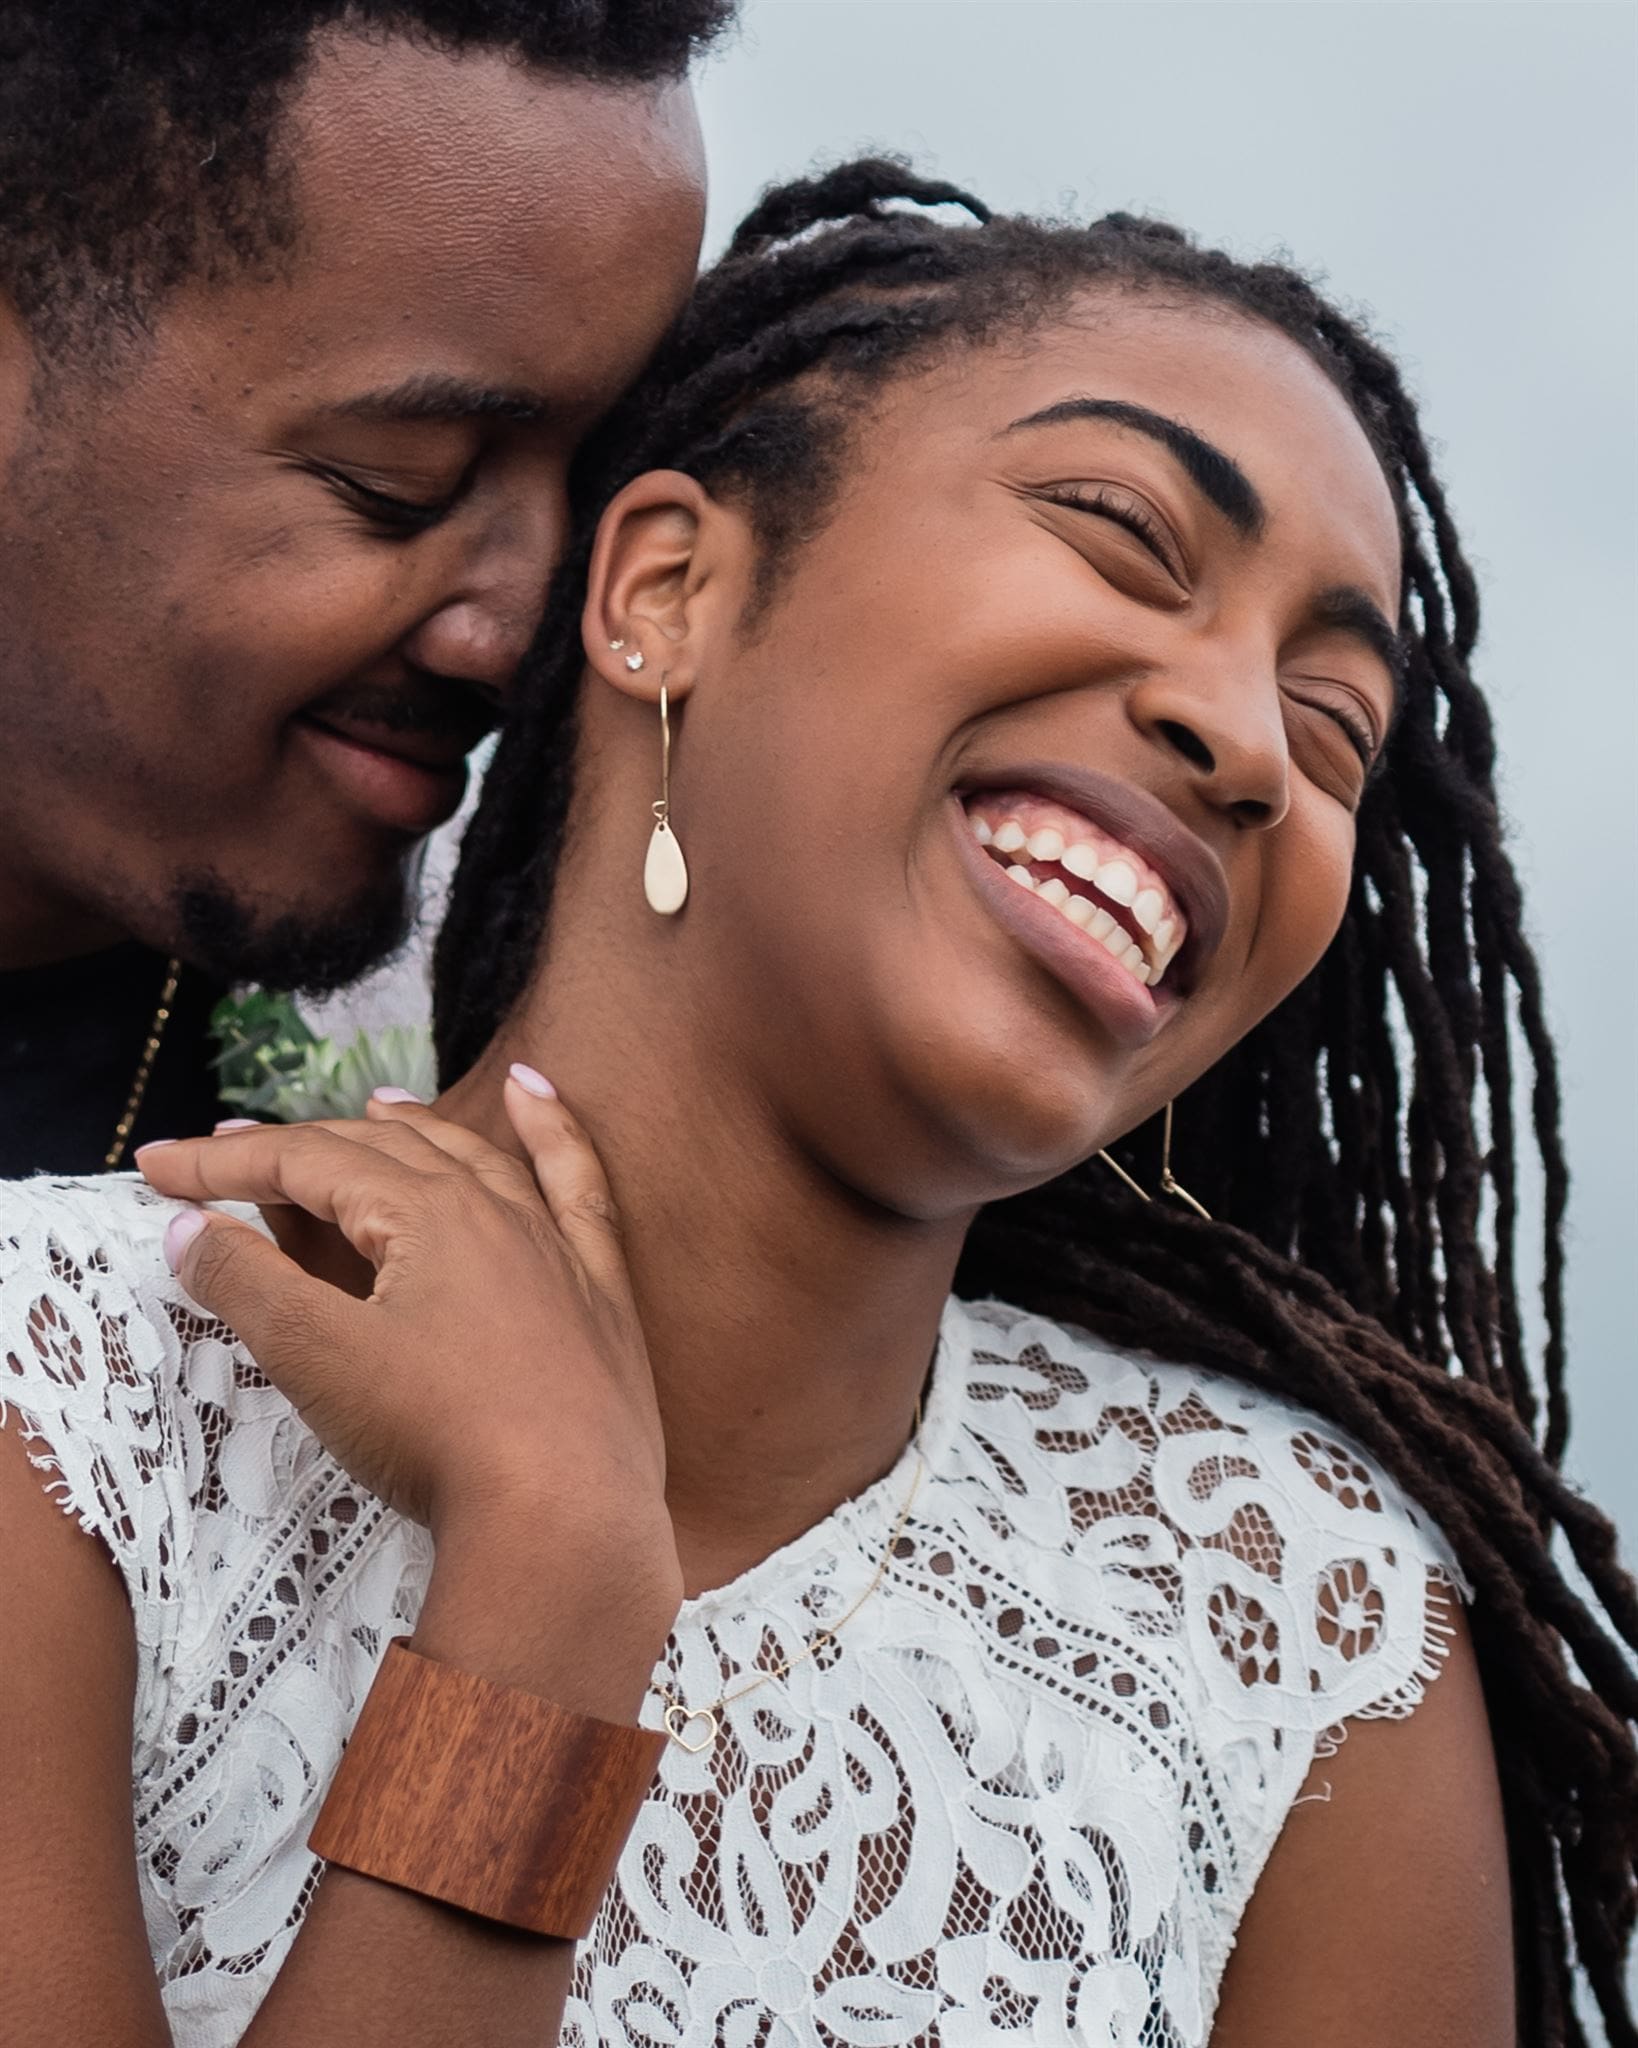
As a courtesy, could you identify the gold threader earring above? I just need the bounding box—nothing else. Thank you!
[643,681,689,916]
[1158,1100,1213,1219]
[1097,1101,1213,1220]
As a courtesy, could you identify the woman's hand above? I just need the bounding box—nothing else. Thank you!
[135,1072,678,1605]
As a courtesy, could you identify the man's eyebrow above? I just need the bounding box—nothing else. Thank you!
[1312,584,1408,691]
[325,373,551,426]
[1002,396,1266,540]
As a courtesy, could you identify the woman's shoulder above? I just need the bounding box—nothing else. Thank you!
[951,1293,1461,1546]
[945,1294,1468,1729]
[0,1169,207,1412]
[0,1164,184,1259]
[0,1172,261,1639]
[0,1168,250,1443]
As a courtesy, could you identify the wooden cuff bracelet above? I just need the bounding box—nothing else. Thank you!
[308,1638,666,1940]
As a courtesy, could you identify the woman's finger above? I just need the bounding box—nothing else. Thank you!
[161,1208,356,1412]
[363,1093,541,1208]
[137,1125,430,1267]
[503,1065,629,1297]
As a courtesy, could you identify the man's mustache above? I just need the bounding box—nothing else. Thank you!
[301,680,499,750]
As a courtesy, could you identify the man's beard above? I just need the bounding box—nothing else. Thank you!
[174,869,417,996]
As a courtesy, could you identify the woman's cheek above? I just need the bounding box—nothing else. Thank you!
[1277,807,1359,981]
[1226,804,1359,1033]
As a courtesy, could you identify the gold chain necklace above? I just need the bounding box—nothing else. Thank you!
[656,1405,927,1754]
[104,957,183,1170]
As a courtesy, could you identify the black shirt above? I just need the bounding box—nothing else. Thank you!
[0,944,229,1178]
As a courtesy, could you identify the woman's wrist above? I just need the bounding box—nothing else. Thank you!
[415,1498,682,1724]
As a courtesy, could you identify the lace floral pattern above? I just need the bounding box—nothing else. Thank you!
[0,1176,1466,2047]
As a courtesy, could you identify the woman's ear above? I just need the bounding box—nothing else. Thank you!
[582,469,724,706]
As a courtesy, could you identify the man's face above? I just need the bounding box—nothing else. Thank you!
[0,31,706,986]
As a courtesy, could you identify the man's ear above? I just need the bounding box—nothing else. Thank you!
[582,469,727,708]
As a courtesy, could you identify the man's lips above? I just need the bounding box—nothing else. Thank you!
[298,707,487,774]
[293,713,476,837]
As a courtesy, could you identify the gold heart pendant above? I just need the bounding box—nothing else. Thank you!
[663,1702,720,1755]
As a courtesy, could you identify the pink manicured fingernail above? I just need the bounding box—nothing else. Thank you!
[214,1119,260,1132]
[507,1062,557,1100]
[135,1139,176,1153]
[372,1086,423,1104]
[163,1208,208,1272]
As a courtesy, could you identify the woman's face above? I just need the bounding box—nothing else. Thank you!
[581,294,1403,1217]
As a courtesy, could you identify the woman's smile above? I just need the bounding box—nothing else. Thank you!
[958,767,1229,994]
[945,766,1225,1051]
[949,801,1170,1049]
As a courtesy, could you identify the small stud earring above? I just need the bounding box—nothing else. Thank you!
[643,681,689,916]
[625,650,646,673]
[609,637,625,651]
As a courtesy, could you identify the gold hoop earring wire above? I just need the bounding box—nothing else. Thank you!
[1158,1100,1213,1219]
[642,681,689,915]
[1095,1147,1151,1202]
[1096,1102,1213,1220]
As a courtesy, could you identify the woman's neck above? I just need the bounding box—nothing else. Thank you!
[438,984,970,1598]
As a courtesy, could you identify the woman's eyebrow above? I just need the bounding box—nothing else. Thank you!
[1004,395,1404,688]
[1001,396,1266,540]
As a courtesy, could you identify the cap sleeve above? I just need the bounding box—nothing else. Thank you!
[1155,1370,1471,1745]
[1144,1359,1473,1984]
[0,1177,201,1727]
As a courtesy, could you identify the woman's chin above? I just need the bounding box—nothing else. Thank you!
[908,1071,1120,1208]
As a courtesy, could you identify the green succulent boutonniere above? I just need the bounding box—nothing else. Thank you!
[210,990,436,1123]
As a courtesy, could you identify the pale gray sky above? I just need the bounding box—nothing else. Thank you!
[694,0,1638,1568]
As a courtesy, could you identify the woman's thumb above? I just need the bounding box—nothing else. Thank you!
[163,1207,340,1395]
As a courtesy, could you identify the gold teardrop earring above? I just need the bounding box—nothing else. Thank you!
[642,681,688,916]
[1096,1101,1213,1220]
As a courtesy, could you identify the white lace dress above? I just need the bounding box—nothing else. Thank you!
[0,1174,1466,2048]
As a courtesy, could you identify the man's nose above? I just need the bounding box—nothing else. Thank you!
[402,596,545,697]
[1126,652,1292,829]
[401,496,564,695]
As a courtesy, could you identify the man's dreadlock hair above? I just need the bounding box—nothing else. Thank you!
[0,0,735,348]
[434,160,1638,2044]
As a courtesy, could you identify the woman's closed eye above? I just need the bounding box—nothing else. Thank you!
[1282,680,1388,808]
[1034,482,1187,584]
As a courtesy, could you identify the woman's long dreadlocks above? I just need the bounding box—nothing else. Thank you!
[433,160,1638,2044]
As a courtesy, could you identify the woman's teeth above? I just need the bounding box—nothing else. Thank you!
[969,803,1188,990]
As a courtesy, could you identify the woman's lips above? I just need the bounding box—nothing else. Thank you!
[965,791,1188,988]
[293,714,471,836]
[957,763,1229,996]
[950,796,1177,1051]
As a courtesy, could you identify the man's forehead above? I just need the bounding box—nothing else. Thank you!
[286,33,703,261]
[187,36,706,412]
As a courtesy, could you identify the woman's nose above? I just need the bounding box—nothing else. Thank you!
[1127,661,1291,829]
